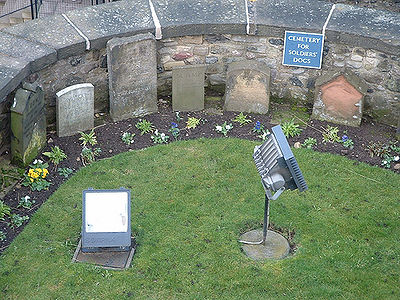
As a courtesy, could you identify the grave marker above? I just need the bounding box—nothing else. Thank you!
[312,70,367,127]
[11,82,46,166]
[107,33,158,121]
[172,65,206,111]
[224,60,270,114]
[56,83,94,137]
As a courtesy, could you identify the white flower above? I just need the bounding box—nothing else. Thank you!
[33,159,38,164]
[394,156,399,162]
[216,126,222,131]
[24,195,30,201]
[226,125,232,130]
[154,129,159,135]
[160,133,165,138]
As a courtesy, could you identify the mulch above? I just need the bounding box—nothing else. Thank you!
[0,101,398,253]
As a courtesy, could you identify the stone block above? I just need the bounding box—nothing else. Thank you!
[151,0,247,38]
[107,34,158,121]
[312,69,368,127]
[172,65,206,111]
[224,60,271,114]
[11,84,46,166]
[255,0,333,36]
[65,0,154,50]
[56,83,94,137]
[325,4,400,56]
[4,15,85,59]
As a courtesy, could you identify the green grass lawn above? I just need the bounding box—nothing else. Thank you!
[0,138,399,299]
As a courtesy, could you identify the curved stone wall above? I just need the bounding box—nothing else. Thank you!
[0,0,399,147]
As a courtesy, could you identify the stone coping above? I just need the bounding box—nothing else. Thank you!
[0,0,399,103]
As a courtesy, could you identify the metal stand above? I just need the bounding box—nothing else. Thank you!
[239,185,284,245]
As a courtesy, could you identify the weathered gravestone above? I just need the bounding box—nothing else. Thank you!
[107,33,157,121]
[56,83,94,137]
[224,60,271,114]
[11,82,46,166]
[312,69,368,127]
[172,65,206,111]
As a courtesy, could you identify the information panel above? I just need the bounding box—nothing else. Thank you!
[282,31,324,69]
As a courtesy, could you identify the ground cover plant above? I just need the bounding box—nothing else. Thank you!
[0,139,399,299]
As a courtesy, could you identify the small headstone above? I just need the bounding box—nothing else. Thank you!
[224,60,271,114]
[11,82,46,166]
[172,65,206,111]
[56,83,94,137]
[107,33,157,121]
[312,69,367,127]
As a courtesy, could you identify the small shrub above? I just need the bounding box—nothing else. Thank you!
[341,135,354,149]
[0,200,11,220]
[43,146,67,166]
[81,147,102,166]
[8,214,29,229]
[79,129,97,146]
[322,125,340,143]
[18,196,35,209]
[58,167,73,178]
[215,122,233,137]
[169,122,180,140]
[22,161,51,191]
[121,132,135,145]
[233,112,251,126]
[136,119,154,135]
[151,130,169,144]
[186,117,200,129]
[302,137,317,149]
[281,120,302,138]
[252,121,265,134]
[175,112,183,123]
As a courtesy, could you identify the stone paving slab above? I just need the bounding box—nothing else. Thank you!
[65,0,155,50]
[255,0,333,36]
[325,4,400,55]
[0,32,56,73]
[151,0,247,38]
[0,54,29,101]
[2,15,86,59]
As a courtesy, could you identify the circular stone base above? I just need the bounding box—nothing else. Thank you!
[239,229,290,260]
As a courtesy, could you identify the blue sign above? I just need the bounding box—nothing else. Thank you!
[282,31,324,69]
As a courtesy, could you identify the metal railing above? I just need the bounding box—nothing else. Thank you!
[0,0,115,22]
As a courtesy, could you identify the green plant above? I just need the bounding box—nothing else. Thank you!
[281,120,302,138]
[0,200,11,220]
[322,125,340,143]
[22,161,51,191]
[252,121,265,134]
[302,137,317,149]
[43,146,67,166]
[58,167,73,178]
[341,135,354,149]
[79,129,97,146]
[169,122,180,140]
[0,230,5,241]
[135,119,154,135]
[257,129,271,141]
[186,117,201,129]
[18,196,35,209]
[81,147,102,166]
[121,132,135,145]
[215,122,233,137]
[175,112,183,123]
[151,130,169,144]
[8,214,29,229]
[233,112,251,126]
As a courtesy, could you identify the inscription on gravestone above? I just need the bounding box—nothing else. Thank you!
[224,60,271,114]
[172,65,206,111]
[107,33,158,121]
[11,83,46,166]
[56,83,94,137]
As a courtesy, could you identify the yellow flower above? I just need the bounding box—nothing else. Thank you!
[30,178,34,182]
[35,168,42,174]
[42,169,48,178]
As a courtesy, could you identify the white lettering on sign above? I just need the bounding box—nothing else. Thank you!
[288,35,321,44]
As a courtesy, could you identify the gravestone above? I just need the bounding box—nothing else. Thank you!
[11,82,46,166]
[56,83,94,137]
[224,60,270,114]
[312,69,367,127]
[107,33,157,121]
[396,117,400,141]
[172,65,206,111]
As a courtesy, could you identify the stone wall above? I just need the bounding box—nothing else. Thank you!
[0,0,399,151]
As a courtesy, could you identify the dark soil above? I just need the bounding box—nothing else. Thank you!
[0,98,399,253]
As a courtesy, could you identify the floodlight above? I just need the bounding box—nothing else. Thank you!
[240,124,307,249]
[82,188,131,253]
